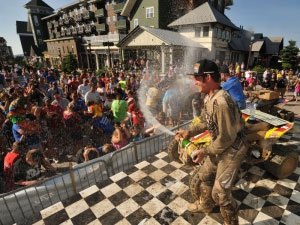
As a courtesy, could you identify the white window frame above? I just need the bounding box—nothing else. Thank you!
[133,19,139,28]
[146,7,154,19]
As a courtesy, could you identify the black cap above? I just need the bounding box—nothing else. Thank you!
[220,65,230,74]
[188,59,219,76]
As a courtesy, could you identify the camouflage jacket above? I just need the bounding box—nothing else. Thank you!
[188,89,244,155]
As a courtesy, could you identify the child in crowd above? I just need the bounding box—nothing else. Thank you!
[111,122,130,150]
[86,101,103,118]
[130,125,143,142]
[293,80,300,102]
[76,143,115,164]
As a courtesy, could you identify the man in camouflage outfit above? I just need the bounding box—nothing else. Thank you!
[176,59,248,225]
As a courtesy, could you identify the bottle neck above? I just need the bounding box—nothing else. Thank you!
[181,139,190,148]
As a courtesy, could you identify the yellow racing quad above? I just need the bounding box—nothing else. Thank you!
[168,110,298,200]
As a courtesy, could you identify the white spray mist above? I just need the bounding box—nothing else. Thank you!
[137,75,198,136]
[137,80,176,136]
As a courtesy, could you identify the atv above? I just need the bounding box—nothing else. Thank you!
[168,110,298,200]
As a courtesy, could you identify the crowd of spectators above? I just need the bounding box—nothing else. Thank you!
[225,63,300,101]
[0,60,196,193]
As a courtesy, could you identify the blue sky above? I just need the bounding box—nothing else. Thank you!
[1,0,300,55]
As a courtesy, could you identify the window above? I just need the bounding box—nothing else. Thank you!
[113,16,116,21]
[226,31,231,41]
[107,17,111,23]
[222,30,226,39]
[213,27,218,38]
[217,28,222,39]
[195,27,201,37]
[146,7,154,18]
[134,19,138,28]
[203,26,209,37]
[33,15,39,26]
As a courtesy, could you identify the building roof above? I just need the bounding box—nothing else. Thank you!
[118,26,205,48]
[225,0,233,6]
[42,12,59,20]
[168,2,239,30]
[24,0,54,11]
[42,0,97,20]
[229,30,251,52]
[251,40,264,52]
[229,30,283,55]
[264,37,283,55]
[229,38,249,52]
[18,35,35,56]
[57,0,96,11]
[16,21,32,34]
[121,0,137,17]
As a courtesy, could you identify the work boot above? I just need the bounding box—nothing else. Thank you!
[187,200,214,213]
[220,202,239,225]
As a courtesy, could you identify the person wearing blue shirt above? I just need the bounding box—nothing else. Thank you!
[12,121,40,149]
[220,65,246,110]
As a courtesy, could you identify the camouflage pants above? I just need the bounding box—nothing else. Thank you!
[196,142,248,224]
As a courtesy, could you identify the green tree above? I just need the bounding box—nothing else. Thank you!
[61,53,78,73]
[280,40,299,70]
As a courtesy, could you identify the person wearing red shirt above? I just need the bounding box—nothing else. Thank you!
[67,76,80,94]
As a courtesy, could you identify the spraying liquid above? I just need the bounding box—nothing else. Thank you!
[137,72,198,136]
[138,81,176,135]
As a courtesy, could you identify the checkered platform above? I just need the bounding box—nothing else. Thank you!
[27,122,300,225]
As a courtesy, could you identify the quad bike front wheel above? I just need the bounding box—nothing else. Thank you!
[189,166,202,200]
[167,139,181,163]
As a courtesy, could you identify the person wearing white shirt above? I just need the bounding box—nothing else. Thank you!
[77,78,90,98]
[85,82,103,104]
[51,92,69,110]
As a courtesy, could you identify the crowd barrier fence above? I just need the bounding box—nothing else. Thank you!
[0,121,191,225]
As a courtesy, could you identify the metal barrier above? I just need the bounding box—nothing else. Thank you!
[0,121,191,225]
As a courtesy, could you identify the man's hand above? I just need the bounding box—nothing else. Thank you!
[175,130,189,141]
[191,149,205,164]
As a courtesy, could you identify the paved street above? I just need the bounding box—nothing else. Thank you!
[282,92,300,120]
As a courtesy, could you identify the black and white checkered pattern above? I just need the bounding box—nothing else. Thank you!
[28,122,300,225]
